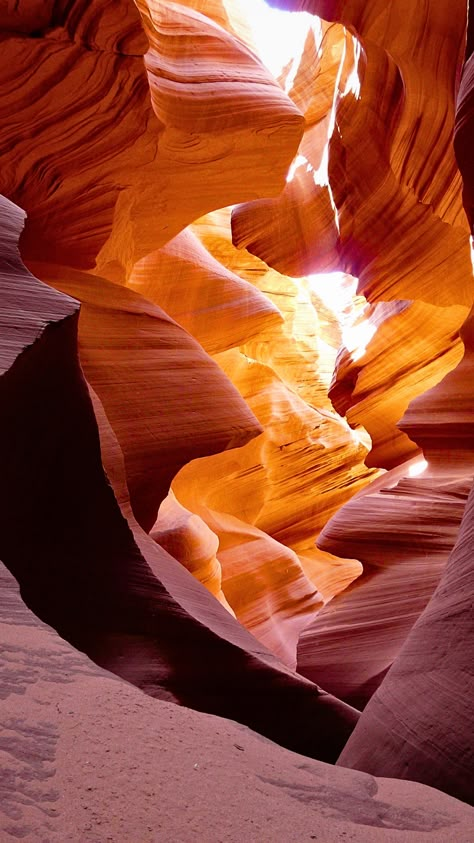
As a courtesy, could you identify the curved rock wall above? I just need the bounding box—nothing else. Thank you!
[1,0,474,823]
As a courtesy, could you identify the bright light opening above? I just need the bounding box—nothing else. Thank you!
[342,319,377,362]
[240,3,361,206]
[307,272,357,312]
[408,458,429,478]
[238,0,315,79]
[342,32,362,100]
[286,153,312,183]
[308,273,378,362]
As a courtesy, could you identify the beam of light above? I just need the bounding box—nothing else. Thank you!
[239,2,362,218]
[307,273,379,363]
[407,458,429,478]
[307,272,357,312]
[286,153,311,183]
[342,33,362,100]
[237,3,368,363]
[342,319,377,362]
[352,425,372,451]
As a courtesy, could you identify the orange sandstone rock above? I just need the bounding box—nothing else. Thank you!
[29,261,262,532]
[248,0,473,306]
[0,194,359,763]
[128,228,282,355]
[330,299,467,469]
[151,490,234,613]
[0,0,304,280]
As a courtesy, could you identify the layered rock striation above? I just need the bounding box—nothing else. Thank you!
[1,0,474,834]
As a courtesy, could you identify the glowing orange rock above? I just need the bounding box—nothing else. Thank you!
[0,194,358,763]
[2,0,474,812]
[151,491,234,613]
[29,261,262,532]
[400,305,474,475]
[330,299,466,469]
[248,0,473,306]
[455,53,474,232]
[0,0,303,280]
[128,228,282,355]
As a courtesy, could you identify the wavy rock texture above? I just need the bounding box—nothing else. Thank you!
[397,50,474,475]
[397,41,474,476]
[298,461,472,709]
[231,20,348,277]
[330,299,467,469]
[455,52,474,232]
[128,228,282,355]
[27,260,262,532]
[129,205,371,661]
[0,0,303,280]
[242,1,474,306]
[3,561,474,843]
[0,194,360,764]
[399,304,474,475]
[171,340,374,664]
[1,0,474,828]
[309,0,473,803]
[150,491,233,612]
[338,473,474,805]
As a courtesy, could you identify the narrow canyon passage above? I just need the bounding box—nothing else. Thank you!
[1,0,473,839]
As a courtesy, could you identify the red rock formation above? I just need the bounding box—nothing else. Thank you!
[298,461,471,709]
[337,473,474,805]
[399,304,474,475]
[455,52,474,232]
[0,0,303,280]
[241,1,473,306]
[231,20,347,277]
[0,194,358,764]
[333,2,474,803]
[128,228,282,355]
[171,342,373,663]
[151,491,233,611]
[28,260,262,532]
[330,300,467,469]
[2,0,474,823]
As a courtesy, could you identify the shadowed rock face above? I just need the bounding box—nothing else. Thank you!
[298,468,472,709]
[1,0,474,830]
[0,194,358,764]
[337,477,474,805]
[2,559,473,842]
[455,54,474,233]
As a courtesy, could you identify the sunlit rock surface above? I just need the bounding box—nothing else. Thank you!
[399,304,474,475]
[28,260,263,532]
[0,0,303,280]
[329,300,467,469]
[1,0,474,831]
[246,0,474,304]
[128,229,282,355]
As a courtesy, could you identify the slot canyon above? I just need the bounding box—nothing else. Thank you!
[1,0,474,839]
